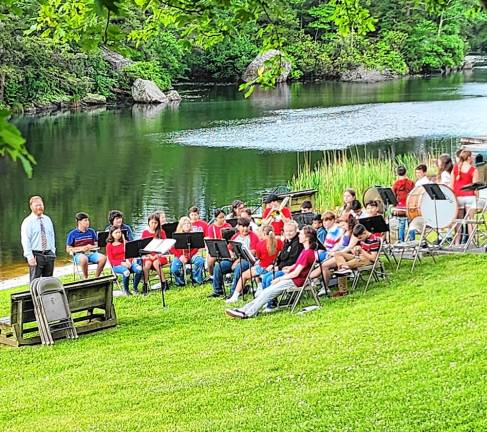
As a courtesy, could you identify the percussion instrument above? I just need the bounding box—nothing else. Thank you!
[406,184,458,229]
[363,187,385,214]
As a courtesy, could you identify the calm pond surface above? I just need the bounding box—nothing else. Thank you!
[1,69,487,278]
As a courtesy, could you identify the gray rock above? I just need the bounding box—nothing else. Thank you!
[101,47,133,71]
[81,93,107,105]
[166,89,182,101]
[131,79,168,104]
[242,49,291,83]
[340,66,397,83]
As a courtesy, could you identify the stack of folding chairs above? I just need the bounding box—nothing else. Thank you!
[30,277,78,345]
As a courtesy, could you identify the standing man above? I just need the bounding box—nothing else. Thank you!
[20,195,56,282]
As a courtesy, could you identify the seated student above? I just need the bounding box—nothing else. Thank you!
[170,216,205,286]
[66,212,107,279]
[226,226,283,303]
[106,210,134,241]
[317,211,344,261]
[362,200,381,218]
[156,210,167,226]
[225,225,317,319]
[301,200,314,213]
[105,226,142,295]
[206,209,232,276]
[262,193,291,236]
[392,165,416,242]
[415,164,431,186]
[338,188,356,218]
[240,208,259,233]
[318,224,381,297]
[312,214,327,244]
[188,206,208,236]
[209,218,259,298]
[141,213,168,295]
[350,199,363,219]
[227,200,245,220]
[261,220,303,290]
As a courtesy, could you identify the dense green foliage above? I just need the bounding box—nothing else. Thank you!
[0,254,486,430]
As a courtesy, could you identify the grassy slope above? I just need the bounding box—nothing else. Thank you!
[0,254,485,432]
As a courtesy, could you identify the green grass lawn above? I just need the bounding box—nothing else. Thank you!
[0,254,486,432]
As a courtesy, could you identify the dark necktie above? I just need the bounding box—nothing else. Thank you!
[39,217,48,251]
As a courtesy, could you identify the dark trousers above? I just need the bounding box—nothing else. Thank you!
[29,252,55,282]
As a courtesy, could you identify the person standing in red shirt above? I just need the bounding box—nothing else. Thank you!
[261,193,291,236]
[392,166,415,242]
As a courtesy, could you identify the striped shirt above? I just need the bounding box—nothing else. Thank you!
[359,234,381,253]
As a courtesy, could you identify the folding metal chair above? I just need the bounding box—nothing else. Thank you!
[276,260,321,313]
[393,217,436,272]
[350,238,388,292]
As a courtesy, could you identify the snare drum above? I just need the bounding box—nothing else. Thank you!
[406,185,458,228]
[363,187,385,214]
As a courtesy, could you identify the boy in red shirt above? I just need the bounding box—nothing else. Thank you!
[392,166,415,242]
[188,206,208,236]
[262,193,291,236]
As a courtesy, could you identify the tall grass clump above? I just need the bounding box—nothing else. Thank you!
[290,151,437,211]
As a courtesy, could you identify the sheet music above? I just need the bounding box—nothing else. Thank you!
[142,239,176,254]
[241,244,257,265]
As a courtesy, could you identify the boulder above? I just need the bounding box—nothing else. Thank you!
[340,66,397,83]
[81,93,107,105]
[131,79,168,104]
[242,49,291,83]
[101,47,133,71]
[166,89,182,101]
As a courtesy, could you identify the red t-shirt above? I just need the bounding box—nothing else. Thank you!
[289,248,316,287]
[452,164,476,197]
[142,229,166,240]
[170,246,199,260]
[106,242,125,266]
[230,231,260,253]
[255,238,283,268]
[207,222,231,239]
[262,207,292,235]
[392,178,415,207]
[191,220,208,236]
[141,229,168,264]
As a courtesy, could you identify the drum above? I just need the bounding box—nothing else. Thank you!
[406,185,458,228]
[363,187,385,214]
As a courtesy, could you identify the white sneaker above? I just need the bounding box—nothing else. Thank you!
[262,306,277,313]
[225,296,239,304]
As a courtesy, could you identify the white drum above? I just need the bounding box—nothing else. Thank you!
[406,185,458,229]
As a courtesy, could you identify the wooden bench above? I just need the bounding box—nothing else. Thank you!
[0,275,117,347]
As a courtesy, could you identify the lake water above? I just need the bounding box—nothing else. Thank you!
[2,69,487,279]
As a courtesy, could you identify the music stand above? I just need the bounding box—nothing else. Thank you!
[205,239,231,297]
[173,232,205,284]
[292,212,316,228]
[360,215,389,234]
[162,222,178,239]
[377,187,398,207]
[226,218,239,228]
[222,228,237,241]
[229,241,256,298]
[423,183,446,242]
[97,229,128,248]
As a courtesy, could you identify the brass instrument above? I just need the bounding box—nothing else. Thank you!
[262,196,290,226]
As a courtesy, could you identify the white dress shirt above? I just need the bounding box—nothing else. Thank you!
[20,213,56,260]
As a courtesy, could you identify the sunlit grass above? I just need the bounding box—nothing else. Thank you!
[0,254,485,431]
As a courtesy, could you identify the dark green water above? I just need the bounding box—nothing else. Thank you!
[2,69,487,277]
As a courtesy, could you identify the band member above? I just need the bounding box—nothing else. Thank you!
[66,212,106,279]
[350,200,363,219]
[21,195,56,282]
[311,214,327,244]
[224,225,317,319]
[106,209,134,241]
[227,200,245,220]
[141,213,168,295]
[240,208,259,232]
[188,206,208,236]
[206,209,232,276]
[170,217,205,286]
[338,188,356,217]
[392,166,415,242]
[106,226,142,295]
[226,225,283,303]
[436,154,453,185]
[300,200,314,213]
[318,212,344,261]
[451,150,479,243]
[363,200,380,218]
[262,193,291,236]
[156,210,167,226]
[415,164,431,186]
[209,218,259,298]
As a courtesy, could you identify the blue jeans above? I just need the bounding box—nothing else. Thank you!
[212,259,250,294]
[171,255,205,285]
[112,262,142,292]
[262,270,285,289]
[398,217,415,242]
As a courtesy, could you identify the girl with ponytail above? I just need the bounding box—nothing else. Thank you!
[226,225,283,303]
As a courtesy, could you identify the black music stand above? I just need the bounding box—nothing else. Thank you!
[360,215,389,234]
[97,229,128,248]
[173,232,205,284]
[162,222,178,239]
[423,183,446,243]
[229,241,256,298]
[292,212,316,228]
[226,218,239,228]
[376,187,398,208]
[222,228,237,241]
[205,239,231,297]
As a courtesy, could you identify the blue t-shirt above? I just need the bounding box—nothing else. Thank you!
[317,227,327,245]
[66,228,97,248]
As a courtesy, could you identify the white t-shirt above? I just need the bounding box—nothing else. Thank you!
[415,176,431,187]
[440,171,451,185]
